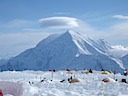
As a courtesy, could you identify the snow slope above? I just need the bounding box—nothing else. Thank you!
[0,30,124,73]
[121,54,128,68]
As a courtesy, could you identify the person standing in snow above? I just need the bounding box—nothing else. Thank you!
[0,90,3,96]
[124,69,128,76]
[89,69,92,73]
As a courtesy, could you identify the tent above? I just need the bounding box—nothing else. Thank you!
[102,77,116,83]
[101,71,110,75]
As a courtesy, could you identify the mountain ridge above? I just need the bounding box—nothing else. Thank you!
[0,30,125,73]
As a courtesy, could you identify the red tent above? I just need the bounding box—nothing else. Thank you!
[0,90,3,96]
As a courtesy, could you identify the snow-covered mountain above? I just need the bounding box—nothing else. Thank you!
[0,30,124,73]
[0,59,8,66]
[121,54,128,69]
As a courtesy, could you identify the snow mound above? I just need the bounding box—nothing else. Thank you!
[0,81,23,96]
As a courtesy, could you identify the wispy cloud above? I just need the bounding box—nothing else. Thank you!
[39,16,79,29]
[87,19,128,46]
[0,19,38,33]
[0,32,51,59]
[106,21,128,40]
[109,45,128,58]
[0,19,36,28]
[113,15,128,20]
[55,12,71,15]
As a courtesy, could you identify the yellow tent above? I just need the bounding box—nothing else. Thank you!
[101,71,110,75]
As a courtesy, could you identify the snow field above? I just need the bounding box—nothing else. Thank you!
[0,70,128,96]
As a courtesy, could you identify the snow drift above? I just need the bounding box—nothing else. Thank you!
[0,81,23,96]
[0,30,125,73]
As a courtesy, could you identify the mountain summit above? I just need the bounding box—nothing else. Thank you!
[1,30,124,73]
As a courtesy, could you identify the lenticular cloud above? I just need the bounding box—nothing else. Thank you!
[39,17,79,29]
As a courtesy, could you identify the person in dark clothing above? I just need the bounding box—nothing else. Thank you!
[53,69,56,72]
[89,69,92,73]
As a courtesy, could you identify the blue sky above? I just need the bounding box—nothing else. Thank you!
[0,0,128,59]
[0,0,127,22]
[0,0,128,22]
[0,0,128,31]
